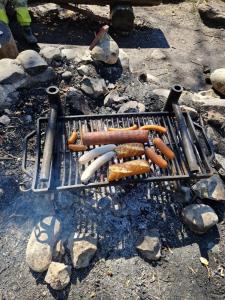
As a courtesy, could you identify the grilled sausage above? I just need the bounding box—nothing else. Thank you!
[68,131,78,144]
[115,143,145,158]
[68,144,88,152]
[81,151,115,183]
[79,144,116,165]
[82,130,148,146]
[153,138,175,160]
[108,124,138,131]
[140,125,167,134]
[145,147,168,169]
[108,160,150,182]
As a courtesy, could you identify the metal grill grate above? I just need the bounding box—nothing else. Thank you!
[24,112,213,192]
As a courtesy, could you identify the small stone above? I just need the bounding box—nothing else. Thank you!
[69,233,97,269]
[136,229,161,261]
[104,90,124,106]
[77,65,90,76]
[26,216,61,272]
[16,50,48,76]
[146,73,160,84]
[180,105,198,120]
[118,101,145,113]
[182,204,218,234]
[151,49,166,60]
[192,174,225,202]
[0,115,10,125]
[53,240,65,261]
[45,262,71,290]
[153,88,170,99]
[177,186,192,204]
[66,87,91,114]
[108,83,115,90]
[0,59,26,84]
[210,68,225,96]
[40,46,61,64]
[4,109,11,115]
[118,49,129,70]
[61,71,72,81]
[91,33,119,65]
[202,110,225,127]
[24,67,56,88]
[61,48,76,61]
[81,76,108,98]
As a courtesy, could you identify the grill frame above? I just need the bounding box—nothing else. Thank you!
[23,111,214,193]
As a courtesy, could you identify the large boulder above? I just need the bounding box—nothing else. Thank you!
[69,233,97,269]
[182,204,218,234]
[210,68,225,96]
[91,33,119,65]
[26,216,61,272]
[0,59,26,84]
[16,50,48,76]
[192,174,225,202]
[81,76,108,98]
[136,229,161,261]
[45,262,71,290]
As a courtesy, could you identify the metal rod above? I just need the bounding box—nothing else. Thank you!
[40,86,60,182]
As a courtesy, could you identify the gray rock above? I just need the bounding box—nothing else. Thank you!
[192,174,225,202]
[177,186,192,204]
[0,85,19,109]
[0,115,10,125]
[70,233,97,269]
[26,216,61,272]
[16,50,48,76]
[214,153,225,178]
[182,204,218,234]
[66,87,91,114]
[104,90,124,106]
[153,88,170,99]
[45,262,71,290]
[81,76,108,98]
[118,101,145,113]
[210,68,225,96]
[77,65,91,76]
[53,240,65,261]
[136,229,161,261]
[118,49,129,70]
[151,49,166,60]
[202,110,225,127]
[24,67,56,88]
[61,48,77,61]
[91,33,119,65]
[198,2,225,27]
[0,59,26,84]
[146,73,160,84]
[30,3,60,18]
[180,105,198,120]
[4,109,11,115]
[61,71,72,81]
[40,46,61,63]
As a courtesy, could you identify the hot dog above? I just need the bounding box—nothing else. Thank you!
[68,131,78,144]
[68,144,88,152]
[108,125,138,131]
[153,138,175,160]
[145,147,168,169]
[115,143,145,158]
[79,144,116,164]
[140,125,167,134]
[108,160,150,181]
[82,130,148,146]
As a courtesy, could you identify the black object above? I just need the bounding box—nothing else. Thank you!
[164,84,199,174]
[21,26,37,44]
[23,111,213,192]
[39,86,60,182]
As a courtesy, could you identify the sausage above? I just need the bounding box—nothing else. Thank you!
[145,147,168,169]
[82,130,148,146]
[81,151,115,183]
[108,124,138,131]
[108,160,150,182]
[79,144,116,165]
[115,143,145,159]
[68,131,78,144]
[153,138,175,160]
[68,144,88,152]
[140,125,167,134]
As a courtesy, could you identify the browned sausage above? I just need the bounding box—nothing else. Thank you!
[68,131,78,144]
[108,160,151,182]
[82,130,148,146]
[140,125,167,134]
[145,147,168,169]
[68,144,87,152]
[153,138,175,160]
[108,125,138,131]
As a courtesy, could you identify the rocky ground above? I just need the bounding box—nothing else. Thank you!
[1,1,225,300]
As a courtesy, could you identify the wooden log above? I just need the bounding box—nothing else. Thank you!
[30,0,161,7]
[0,22,18,59]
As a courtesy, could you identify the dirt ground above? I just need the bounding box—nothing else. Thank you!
[1,1,225,300]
